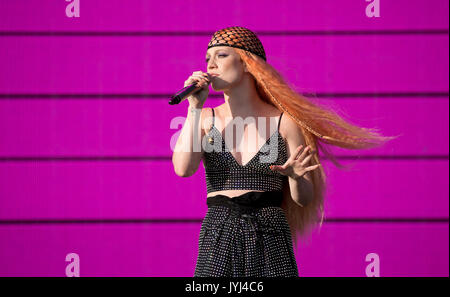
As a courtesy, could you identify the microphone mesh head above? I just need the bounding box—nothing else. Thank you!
[207,26,267,62]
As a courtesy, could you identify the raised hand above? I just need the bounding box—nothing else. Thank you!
[269,145,320,179]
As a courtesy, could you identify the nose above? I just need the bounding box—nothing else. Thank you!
[207,64,217,72]
[207,59,217,70]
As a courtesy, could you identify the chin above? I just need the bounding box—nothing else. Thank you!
[212,80,233,92]
[211,83,227,92]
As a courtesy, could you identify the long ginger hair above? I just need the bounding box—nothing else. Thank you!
[233,48,399,249]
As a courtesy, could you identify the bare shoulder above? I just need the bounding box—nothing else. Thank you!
[212,103,227,116]
[207,103,227,129]
[279,112,306,147]
[200,104,225,133]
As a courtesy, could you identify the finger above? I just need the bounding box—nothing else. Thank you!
[294,145,304,160]
[269,164,286,173]
[192,73,208,78]
[193,75,210,84]
[185,77,200,86]
[190,76,208,84]
[201,72,215,80]
[186,79,200,88]
[300,154,314,166]
[197,79,210,88]
[189,77,210,87]
[305,164,321,171]
[297,145,312,161]
[193,73,210,81]
[290,145,304,162]
[269,164,281,170]
[189,74,209,80]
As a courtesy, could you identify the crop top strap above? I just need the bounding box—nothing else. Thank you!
[278,112,284,132]
[210,107,215,127]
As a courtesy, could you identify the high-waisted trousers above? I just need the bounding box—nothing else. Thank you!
[194,190,299,277]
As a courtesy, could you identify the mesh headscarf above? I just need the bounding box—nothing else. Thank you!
[207,26,267,62]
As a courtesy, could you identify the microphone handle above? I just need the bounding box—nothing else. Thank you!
[168,83,202,105]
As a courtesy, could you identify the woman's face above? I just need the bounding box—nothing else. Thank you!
[205,46,247,91]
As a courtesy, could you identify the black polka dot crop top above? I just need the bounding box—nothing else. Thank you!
[202,107,288,194]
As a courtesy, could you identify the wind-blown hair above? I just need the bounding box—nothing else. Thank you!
[233,48,399,248]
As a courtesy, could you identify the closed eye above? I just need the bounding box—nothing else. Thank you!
[205,54,228,63]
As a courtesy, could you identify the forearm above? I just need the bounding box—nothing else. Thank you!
[172,104,204,177]
[288,175,314,207]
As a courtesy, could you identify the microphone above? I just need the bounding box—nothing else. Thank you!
[168,73,217,105]
[168,84,203,105]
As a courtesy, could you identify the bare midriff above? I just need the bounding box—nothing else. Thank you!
[206,189,265,199]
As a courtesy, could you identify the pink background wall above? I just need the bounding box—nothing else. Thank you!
[0,0,448,276]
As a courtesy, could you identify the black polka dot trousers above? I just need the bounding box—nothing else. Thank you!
[194,191,299,277]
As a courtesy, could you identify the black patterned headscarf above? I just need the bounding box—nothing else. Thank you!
[207,26,267,62]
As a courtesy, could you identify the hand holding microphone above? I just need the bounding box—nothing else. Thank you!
[169,71,218,106]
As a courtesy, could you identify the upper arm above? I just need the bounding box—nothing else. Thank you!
[172,107,210,177]
[282,113,313,185]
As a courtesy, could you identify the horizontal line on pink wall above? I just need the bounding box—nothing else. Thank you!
[0,217,448,225]
[0,92,448,99]
[1,35,447,93]
[0,155,447,162]
[0,29,448,36]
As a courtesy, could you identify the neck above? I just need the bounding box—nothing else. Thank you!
[222,74,269,118]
